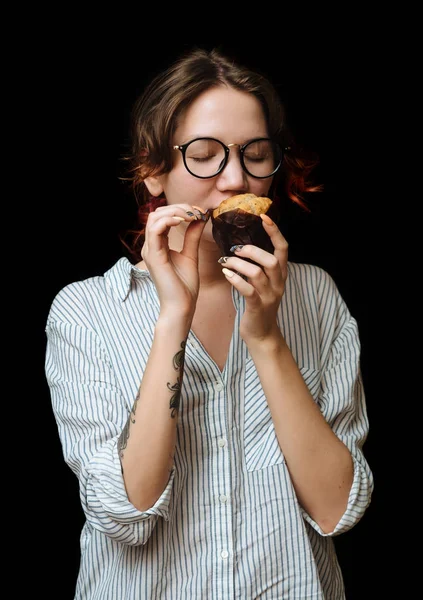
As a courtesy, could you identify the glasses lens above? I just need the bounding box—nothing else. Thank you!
[242,139,282,178]
[184,139,226,177]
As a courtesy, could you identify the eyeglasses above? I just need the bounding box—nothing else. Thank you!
[173,137,286,179]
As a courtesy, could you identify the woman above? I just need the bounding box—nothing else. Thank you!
[45,47,373,599]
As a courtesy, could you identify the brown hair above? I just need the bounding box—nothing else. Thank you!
[121,47,321,260]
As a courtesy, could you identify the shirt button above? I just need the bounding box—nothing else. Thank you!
[215,382,223,391]
[219,494,228,503]
[220,550,229,559]
[218,439,226,448]
[190,341,199,349]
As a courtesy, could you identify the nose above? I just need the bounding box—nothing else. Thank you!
[215,145,247,192]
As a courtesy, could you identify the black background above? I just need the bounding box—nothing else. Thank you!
[29,16,402,600]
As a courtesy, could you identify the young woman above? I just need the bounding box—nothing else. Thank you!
[45,47,373,599]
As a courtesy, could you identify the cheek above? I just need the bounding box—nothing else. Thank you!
[164,168,214,204]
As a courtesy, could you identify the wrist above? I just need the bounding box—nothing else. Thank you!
[156,312,193,338]
[244,326,287,356]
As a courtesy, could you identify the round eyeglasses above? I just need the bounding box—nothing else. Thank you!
[173,137,286,179]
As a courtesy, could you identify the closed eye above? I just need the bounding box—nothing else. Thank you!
[188,154,218,162]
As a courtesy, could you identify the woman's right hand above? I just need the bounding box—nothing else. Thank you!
[141,203,209,321]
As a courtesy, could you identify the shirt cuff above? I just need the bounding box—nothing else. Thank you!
[87,437,175,524]
[300,455,373,536]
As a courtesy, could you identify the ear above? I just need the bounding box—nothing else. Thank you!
[144,174,164,197]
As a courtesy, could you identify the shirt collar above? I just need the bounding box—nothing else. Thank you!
[105,257,150,302]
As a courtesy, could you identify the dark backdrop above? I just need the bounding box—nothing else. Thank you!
[31,24,398,600]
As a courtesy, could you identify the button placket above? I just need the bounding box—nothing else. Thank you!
[206,364,234,596]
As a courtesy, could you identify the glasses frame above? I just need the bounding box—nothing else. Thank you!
[173,137,287,179]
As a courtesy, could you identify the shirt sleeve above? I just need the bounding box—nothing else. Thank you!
[45,289,174,546]
[301,272,374,537]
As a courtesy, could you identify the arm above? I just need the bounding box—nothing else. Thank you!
[119,205,208,510]
[221,215,373,535]
[247,330,353,533]
[45,206,207,544]
[45,306,176,546]
[118,316,190,511]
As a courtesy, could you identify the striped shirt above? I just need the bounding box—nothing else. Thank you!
[45,256,373,599]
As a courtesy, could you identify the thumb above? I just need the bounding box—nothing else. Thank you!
[180,218,208,261]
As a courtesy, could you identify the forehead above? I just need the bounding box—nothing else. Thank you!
[175,86,268,143]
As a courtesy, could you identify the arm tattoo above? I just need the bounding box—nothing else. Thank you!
[118,389,140,464]
[167,340,186,419]
[117,339,186,470]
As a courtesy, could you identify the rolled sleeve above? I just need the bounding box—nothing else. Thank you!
[86,446,175,544]
[45,301,173,546]
[302,314,374,536]
[302,450,373,536]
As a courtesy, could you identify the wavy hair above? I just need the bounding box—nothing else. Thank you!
[120,47,322,260]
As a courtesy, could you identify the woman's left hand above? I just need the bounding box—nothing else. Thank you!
[220,215,288,344]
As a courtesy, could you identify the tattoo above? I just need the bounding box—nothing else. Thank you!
[117,339,186,471]
[118,389,140,466]
[167,340,186,418]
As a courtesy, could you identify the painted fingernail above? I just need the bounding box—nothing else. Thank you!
[192,206,210,222]
[260,214,273,225]
[230,245,244,253]
[222,268,234,278]
[218,256,229,264]
[186,211,198,219]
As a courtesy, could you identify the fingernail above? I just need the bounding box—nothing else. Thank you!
[222,268,234,278]
[186,211,198,219]
[192,206,210,222]
[218,256,229,264]
[173,216,186,221]
[229,245,244,253]
[260,214,273,225]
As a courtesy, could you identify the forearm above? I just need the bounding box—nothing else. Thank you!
[247,331,354,533]
[118,316,191,511]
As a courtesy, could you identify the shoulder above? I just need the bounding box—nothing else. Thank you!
[46,274,107,329]
[286,261,352,332]
[287,261,340,299]
[45,257,142,327]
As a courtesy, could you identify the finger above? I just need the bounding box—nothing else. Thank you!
[191,206,211,221]
[229,245,280,271]
[150,204,198,221]
[180,217,208,261]
[146,215,187,254]
[220,254,270,283]
[229,245,283,291]
[221,268,261,306]
[220,255,281,303]
[260,214,289,279]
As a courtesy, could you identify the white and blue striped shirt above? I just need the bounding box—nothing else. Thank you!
[45,256,373,599]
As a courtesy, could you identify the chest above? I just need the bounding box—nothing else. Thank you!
[191,287,236,372]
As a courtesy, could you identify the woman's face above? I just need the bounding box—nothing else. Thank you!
[145,85,274,241]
